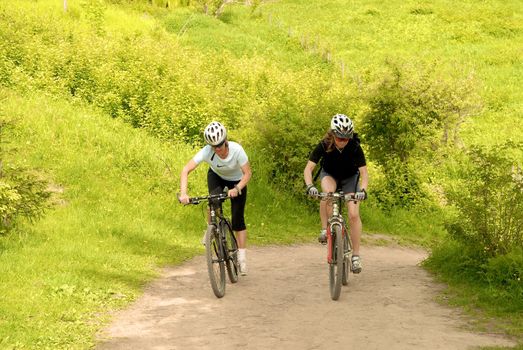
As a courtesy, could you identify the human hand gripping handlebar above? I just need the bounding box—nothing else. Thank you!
[308,191,365,203]
[177,187,231,205]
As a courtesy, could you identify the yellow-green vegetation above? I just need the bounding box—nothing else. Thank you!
[0,0,522,348]
[261,0,523,146]
[0,90,317,348]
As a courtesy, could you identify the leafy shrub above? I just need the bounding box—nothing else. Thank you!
[0,3,360,194]
[0,168,51,234]
[0,180,21,233]
[444,142,523,256]
[361,62,481,209]
[370,161,429,209]
[0,120,50,234]
[425,241,523,312]
[485,248,523,293]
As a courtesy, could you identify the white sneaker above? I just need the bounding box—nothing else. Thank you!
[239,260,248,276]
[318,229,327,244]
[351,255,362,274]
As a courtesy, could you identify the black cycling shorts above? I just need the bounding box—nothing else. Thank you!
[207,169,247,231]
[319,169,360,193]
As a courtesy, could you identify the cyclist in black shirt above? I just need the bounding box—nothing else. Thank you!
[303,114,368,273]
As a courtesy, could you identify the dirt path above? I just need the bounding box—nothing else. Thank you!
[97,243,515,350]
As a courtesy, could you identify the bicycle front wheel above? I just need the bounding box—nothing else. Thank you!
[329,224,344,300]
[342,232,350,286]
[222,220,239,283]
[205,225,226,298]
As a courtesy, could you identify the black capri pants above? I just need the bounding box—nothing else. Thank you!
[207,169,247,231]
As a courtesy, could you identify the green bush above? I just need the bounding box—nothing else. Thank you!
[425,241,523,313]
[0,3,361,194]
[485,248,523,294]
[0,119,50,234]
[0,180,21,232]
[360,62,481,209]
[444,142,523,256]
[370,161,429,209]
[0,167,50,235]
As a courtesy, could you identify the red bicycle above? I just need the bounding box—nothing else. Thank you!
[311,191,360,300]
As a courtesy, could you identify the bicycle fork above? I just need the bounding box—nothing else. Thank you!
[327,222,343,264]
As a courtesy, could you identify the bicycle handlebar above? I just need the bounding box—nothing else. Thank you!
[177,187,231,205]
[309,191,362,202]
[187,193,230,205]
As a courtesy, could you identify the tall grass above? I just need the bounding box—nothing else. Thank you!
[0,90,320,347]
[1,0,522,347]
[258,0,523,148]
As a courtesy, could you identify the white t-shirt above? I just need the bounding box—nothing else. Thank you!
[193,141,249,181]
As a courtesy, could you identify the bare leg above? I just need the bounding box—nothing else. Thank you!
[320,176,337,228]
[236,229,248,275]
[236,229,247,249]
[347,201,362,256]
[320,200,329,229]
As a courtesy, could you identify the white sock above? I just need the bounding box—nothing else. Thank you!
[238,248,246,262]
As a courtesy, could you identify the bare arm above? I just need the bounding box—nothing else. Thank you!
[359,165,369,191]
[229,161,252,198]
[304,160,317,187]
[179,159,198,204]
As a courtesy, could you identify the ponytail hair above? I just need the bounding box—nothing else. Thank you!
[322,130,336,153]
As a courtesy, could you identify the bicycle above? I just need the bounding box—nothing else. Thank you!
[179,191,239,298]
[310,191,360,300]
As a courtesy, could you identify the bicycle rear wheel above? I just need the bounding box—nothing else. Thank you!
[329,224,344,300]
[342,232,350,286]
[205,225,226,298]
[222,220,239,283]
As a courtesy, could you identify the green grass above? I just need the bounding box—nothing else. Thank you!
[160,6,333,72]
[257,0,523,147]
[424,242,523,345]
[155,0,521,150]
[1,0,522,348]
[0,89,320,348]
[0,90,193,347]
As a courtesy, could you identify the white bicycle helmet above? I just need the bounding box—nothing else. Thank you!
[330,114,354,138]
[203,121,227,146]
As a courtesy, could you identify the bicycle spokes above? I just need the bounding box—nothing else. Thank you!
[205,228,226,298]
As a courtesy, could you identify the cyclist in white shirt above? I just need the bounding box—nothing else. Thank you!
[179,122,252,275]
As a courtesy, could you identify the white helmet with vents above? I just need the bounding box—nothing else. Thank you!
[330,114,354,138]
[203,121,227,146]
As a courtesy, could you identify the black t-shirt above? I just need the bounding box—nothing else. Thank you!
[308,135,366,180]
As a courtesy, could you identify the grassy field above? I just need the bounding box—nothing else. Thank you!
[0,89,322,348]
[1,0,522,348]
[256,0,523,147]
[161,0,522,147]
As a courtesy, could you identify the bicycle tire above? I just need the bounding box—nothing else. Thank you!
[205,225,226,298]
[342,232,350,286]
[329,224,344,300]
[222,220,239,283]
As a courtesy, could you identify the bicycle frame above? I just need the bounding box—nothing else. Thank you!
[312,191,359,300]
[319,192,353,263]
[208,202,237,265]
[180,191,239,298]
